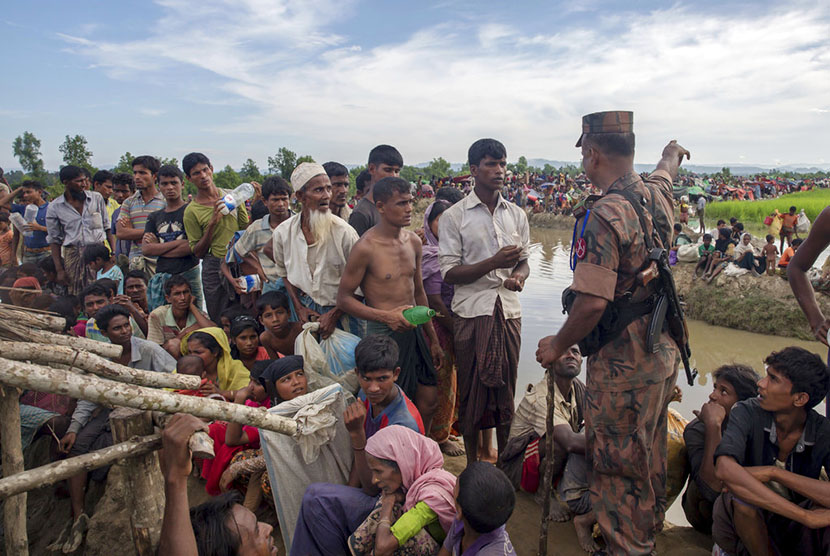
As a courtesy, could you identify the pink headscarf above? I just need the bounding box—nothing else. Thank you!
[421,201,443,281]
[365,425,457,533]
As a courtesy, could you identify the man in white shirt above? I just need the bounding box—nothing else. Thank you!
[697,194,707,234]
[273,162,360,338]
[439,138,530,466]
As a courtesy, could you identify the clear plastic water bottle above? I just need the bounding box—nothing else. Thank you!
[7,212,27,233]
[23,204,38,238]
[237,274,262,293]
[220,183,255,215]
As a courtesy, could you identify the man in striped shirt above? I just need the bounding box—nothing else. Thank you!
[117,155,166,275]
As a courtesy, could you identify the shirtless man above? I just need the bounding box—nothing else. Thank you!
[337,176,444,432]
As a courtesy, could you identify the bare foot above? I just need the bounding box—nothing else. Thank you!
[573,512,600,553]
[478,447,498,464]
[439,439,465,457]
[549,500,573,522]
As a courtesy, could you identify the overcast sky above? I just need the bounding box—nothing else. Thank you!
[2,0,828,171]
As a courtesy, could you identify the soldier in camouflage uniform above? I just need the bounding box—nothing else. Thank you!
[537,111,690,555]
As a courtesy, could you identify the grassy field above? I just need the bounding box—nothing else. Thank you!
[705,188,830,225]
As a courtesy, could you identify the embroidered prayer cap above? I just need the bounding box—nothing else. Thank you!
[291,162,327,191]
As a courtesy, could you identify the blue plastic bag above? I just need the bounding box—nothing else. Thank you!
[319,328,360,378]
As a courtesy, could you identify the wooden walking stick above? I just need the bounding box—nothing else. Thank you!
[0,386,29,555]
[537,368,556,556]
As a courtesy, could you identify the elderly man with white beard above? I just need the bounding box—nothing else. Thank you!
[272,162,362,339]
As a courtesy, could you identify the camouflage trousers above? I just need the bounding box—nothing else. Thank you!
[584,367,678,556]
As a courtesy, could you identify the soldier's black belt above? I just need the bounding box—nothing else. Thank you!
[562,287,655,356]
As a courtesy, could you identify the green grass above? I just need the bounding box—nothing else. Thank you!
[705,188,830,225]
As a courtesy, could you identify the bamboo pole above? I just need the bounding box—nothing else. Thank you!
[110,409,164,555]
[537,369,556,556]
[0,303,65,332]
[0,434,162,500]
[0,386,29,555]
[0,321,122,358]
[0,358,298,437]
[0,341,200,390]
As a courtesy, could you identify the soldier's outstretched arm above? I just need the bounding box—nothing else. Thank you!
[655,140,691,182]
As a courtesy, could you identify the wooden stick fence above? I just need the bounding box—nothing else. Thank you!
[0,341,201,390]
[0,310,300,555]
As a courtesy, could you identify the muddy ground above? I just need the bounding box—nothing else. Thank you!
[11,437,713,555]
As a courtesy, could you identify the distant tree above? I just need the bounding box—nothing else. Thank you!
[399,165,421,184]
[267,148,298,180]
[113,152,135,174]
[424,157,451,179]
[213,165,241,190]
[4,170,26,186]
[348,165,367,196]
[516,156,528,175]
[721,167,732,178]
[160,156,179,169]
[296,155,315,165]
[59,134,94,171]
[459,162,470,174]
[12,131,45,177]
[542,163,555,176]
[239,158,263,183]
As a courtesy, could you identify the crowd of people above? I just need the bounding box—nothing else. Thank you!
[2,115,830,556]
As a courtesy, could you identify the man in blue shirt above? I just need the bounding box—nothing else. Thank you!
[0,180,50,264]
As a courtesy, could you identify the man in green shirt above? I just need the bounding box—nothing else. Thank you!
[182,152,249,322]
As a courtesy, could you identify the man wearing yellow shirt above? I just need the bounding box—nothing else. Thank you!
[182,152,249,322]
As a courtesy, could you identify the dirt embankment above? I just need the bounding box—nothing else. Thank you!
[672,262,830,341]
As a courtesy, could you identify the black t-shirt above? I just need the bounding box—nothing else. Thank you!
[144,204,199,274]
[348,197,380,236]
[713,397,830,504]
[250,199,268,222]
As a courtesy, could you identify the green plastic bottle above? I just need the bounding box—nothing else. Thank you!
[403,306,436,325]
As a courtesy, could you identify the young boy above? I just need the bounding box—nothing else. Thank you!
[344,334,424,490]
[713,347,830,555]
[778,205,798,252]
[778,238,802,270]
[257,291,302,357]
[439,461,517,556]
[682,364,760,534]
[173,355,207,397]
[337,176,443,433]
[84,244,124,294]
[695,233,715,278]
[762,234,779,276]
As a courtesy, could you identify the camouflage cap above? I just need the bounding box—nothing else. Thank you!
[575,111,634,147]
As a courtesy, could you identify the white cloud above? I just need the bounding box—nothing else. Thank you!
[140,108,165,117]
[58,1,830,166]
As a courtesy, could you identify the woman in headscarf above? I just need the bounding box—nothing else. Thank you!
[733,232,766,275]
[291,425,456,556]
[421,200,462,457]
[220,357,308,504]
[180,327,251,399]
[228,314,269,371]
